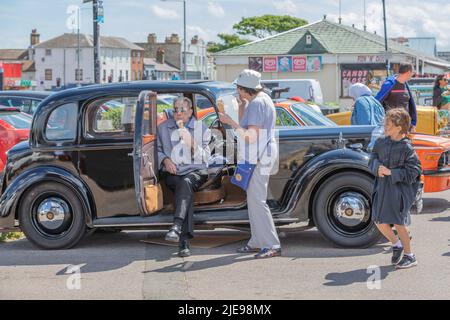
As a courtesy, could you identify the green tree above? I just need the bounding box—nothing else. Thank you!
[207,33,251,53]
[233,15,308,39]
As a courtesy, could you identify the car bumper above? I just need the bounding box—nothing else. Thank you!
[413,183,424,214]
[423,168,450,193]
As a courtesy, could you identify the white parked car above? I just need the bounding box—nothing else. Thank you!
[261,79,324,105]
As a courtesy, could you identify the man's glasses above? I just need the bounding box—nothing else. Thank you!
[174,107,189,113]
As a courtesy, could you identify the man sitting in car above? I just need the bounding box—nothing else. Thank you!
[157,97,211,257]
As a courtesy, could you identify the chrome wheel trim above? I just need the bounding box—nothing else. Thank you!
[36,197,70,231]
[333,192,370,228]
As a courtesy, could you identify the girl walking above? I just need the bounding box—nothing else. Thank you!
[369,108,422,269]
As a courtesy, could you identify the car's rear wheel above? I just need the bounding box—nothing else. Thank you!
[313,172,382,248]
[18,182,86,250]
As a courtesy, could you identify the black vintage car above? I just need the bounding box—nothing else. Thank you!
[0,90,52,115]
[0,81,383,250]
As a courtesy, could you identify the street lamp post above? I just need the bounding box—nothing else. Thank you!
[382,0,390,76]
[83,0,102,84]
[161,0,187,80]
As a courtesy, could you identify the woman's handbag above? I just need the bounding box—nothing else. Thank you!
[231,161,257,191]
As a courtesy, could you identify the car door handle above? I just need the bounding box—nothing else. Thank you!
[128,151,141,157]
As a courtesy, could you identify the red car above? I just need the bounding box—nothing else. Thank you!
[0,107,32,172]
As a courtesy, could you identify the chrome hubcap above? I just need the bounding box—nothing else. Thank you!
[334,192,369,227]
[37,197,69,231]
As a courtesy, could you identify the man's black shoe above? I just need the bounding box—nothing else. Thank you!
[178,239,191,257]
[165,224,182,243]
[392,246,404,265]
[395,254,418,269]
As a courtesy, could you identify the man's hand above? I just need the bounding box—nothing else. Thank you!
[163,158,177,175]
[378,165,392,177]
[410,125,417,133]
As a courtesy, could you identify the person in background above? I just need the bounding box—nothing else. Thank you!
[369,108,422,269]
[375,64,417,132]
[350,83,385,126]
[432,75,450,110]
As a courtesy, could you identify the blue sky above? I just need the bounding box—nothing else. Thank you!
[1,0,449,50]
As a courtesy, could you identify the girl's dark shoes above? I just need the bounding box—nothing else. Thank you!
[165,224,182,243]
[391,246,404,265]
[178,239,191,257]
[395,254,418,269]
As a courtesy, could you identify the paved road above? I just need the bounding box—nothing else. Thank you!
[1,190,449,300]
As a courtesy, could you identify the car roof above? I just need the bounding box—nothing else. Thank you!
[38,81,236,108]
[0,90,52,99]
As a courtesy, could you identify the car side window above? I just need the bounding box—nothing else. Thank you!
[45,103,78,141]
[85,96,137,139]
[276,108,297,126]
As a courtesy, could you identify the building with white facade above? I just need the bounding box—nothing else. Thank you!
[34,33,144,90]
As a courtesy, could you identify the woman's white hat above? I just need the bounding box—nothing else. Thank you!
[234,69,263,90]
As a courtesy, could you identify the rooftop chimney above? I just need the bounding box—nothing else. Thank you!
[191,35,199,45]
[165,34,180,44]
[148,33,157,44]
[156,48,165,64]
[30,29,40,46]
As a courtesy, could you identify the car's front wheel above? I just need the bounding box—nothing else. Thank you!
[313,172,382,248]
[18,182,86,250]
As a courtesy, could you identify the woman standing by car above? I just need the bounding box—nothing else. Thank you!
[433,75,450,110]
[219,69,281,259]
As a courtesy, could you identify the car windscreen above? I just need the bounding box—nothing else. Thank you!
[0,111,32,129]
[290,103,337,127]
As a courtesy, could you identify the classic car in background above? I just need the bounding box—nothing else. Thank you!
[0,90,52,115]
[0,81,391,250]
[327,106,450,137]
[327,107,450,193]
[0,107,32,172]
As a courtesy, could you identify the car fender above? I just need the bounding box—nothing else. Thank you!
[0,166,94,227]
[280,148,374,220]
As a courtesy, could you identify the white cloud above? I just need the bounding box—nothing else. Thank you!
[207,1,225,18]
[273,0,298,14]
[150,5,179,20]
[327,0,450,49]
[187,26,216,42]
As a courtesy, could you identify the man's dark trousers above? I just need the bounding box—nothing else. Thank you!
[165,170,208,240]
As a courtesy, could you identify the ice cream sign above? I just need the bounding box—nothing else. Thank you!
[253,56,322,73]
[263,57,278,72]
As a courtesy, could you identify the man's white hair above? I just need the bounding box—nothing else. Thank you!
[173,97,193,110]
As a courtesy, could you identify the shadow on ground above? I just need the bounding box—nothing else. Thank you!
[422,198,450,216]
[323,265,395,286]
[0,229,387,275]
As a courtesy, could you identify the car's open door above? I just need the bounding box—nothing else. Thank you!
[134,91,159,215]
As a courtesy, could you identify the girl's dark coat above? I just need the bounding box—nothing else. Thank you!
[369,137,422,225]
